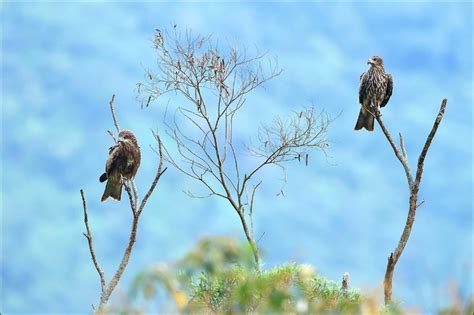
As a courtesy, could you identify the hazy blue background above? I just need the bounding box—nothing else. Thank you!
[2,2,472,313]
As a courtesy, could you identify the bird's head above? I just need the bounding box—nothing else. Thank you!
[118,130,138,145]
[367,55,384,68]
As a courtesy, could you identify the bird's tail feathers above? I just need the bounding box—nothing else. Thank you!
[354,108,374,132]
[101,175,122,202]
[366,115,374,131]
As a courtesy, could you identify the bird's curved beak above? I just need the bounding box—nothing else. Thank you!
[118,137,125,143]
[367,58,374,65]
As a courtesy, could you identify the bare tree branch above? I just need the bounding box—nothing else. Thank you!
[139,28,331,268]
[108,94,120,134]
[415,99,448,186]
[239,107,330,201]
[80,95,166,310]
[107,130,117,143]
[374,111,414,189]
[138,131,168,216]
[377,99,448,304]
[100,135,167,308]
[80,189,106,293]
[249,181,262,239]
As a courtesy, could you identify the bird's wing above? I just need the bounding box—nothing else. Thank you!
[380,73,393,108]
[133,145,141,175]
[358,72,368,105]
[108,143,119,154]
[106,143,124,177]
[125,142,142,179]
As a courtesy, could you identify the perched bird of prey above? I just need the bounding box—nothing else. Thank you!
[355,55,393,131]
[99,130,141,202]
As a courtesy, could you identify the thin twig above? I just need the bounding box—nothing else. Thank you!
[108,94,120,133]
[375,111,414,189]
[138,132,167,216]
[416,199,425,208]
[80,189,106,292]
[107,130,117,143]
[249,181,262,239]
[124,182,137,216]
[415,99,447,187]
[399,133,408,159]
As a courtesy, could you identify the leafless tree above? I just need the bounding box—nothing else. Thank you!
[137,28,330,268]
[373,99,448,304]
[80,95,167,310]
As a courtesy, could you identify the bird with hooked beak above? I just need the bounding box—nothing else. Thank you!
[99,130,141,202]
[355,55,393,131]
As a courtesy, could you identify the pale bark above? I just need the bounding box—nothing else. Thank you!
[374,99,448,304]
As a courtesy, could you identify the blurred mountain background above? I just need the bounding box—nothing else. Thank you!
[1,2,472,313]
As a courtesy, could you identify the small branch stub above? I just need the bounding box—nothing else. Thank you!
[341,272,350,292]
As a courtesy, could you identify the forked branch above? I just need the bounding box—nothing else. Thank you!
[375,99,447,304]
[80,95,167,310]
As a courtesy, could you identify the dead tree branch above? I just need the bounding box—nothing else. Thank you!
[138,28,331,268]
[81,189,106,293]
[80,95,167,310]
[375,99,447,304]
[108,94,120,133]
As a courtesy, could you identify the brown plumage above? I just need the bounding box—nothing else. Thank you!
[355,55,393,131]
[99,130,141,202]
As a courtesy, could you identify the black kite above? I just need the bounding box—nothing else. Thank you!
[99,130,141,202]
[356,55,393,131]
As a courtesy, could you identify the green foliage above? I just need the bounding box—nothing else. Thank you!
[185,263,362,313]
[125,236,474,314]
[381,301,405,315]
[127,236,370,313]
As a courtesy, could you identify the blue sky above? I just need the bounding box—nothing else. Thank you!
[1,1,472,313]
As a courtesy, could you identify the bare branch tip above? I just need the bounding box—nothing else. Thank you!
[107,130,117,143]
[108,94,121,133]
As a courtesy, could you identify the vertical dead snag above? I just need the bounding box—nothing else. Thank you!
[374,99,447,304]
[80,95,167,310]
